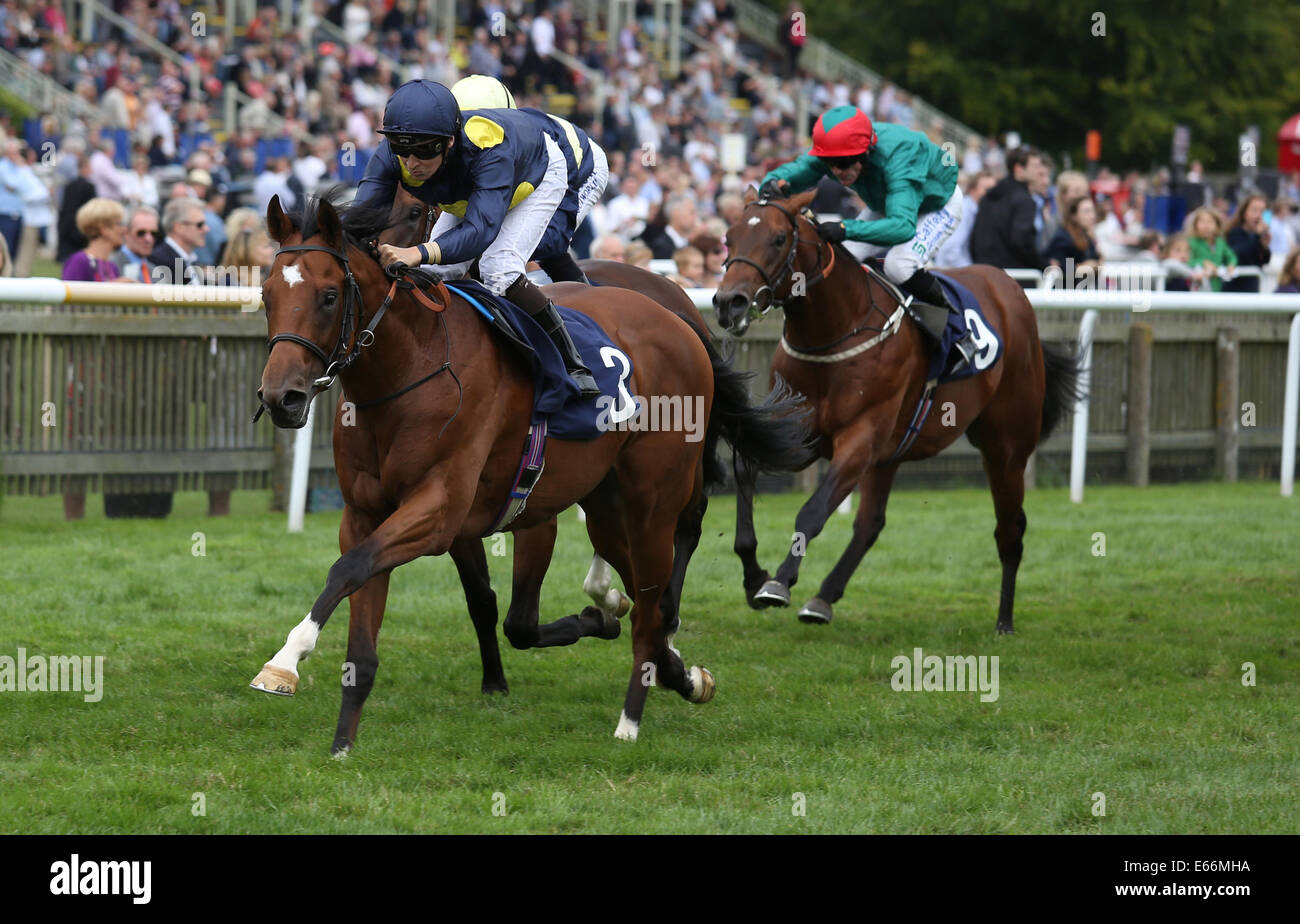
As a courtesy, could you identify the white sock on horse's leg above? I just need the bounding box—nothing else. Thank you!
[583,555,621,615]
[267,612,321,676]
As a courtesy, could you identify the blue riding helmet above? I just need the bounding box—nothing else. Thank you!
[380,79,462,146]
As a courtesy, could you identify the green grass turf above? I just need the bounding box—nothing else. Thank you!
[0,483,1296,833]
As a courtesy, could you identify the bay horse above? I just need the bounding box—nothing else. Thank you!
[252,191,811,753]
[377,192,812,661]
[712,186,1081,633]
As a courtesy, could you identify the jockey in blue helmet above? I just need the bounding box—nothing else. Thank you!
[361,78,598,397]
[451,74,610,287]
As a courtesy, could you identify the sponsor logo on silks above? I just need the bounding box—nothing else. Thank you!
[0,648,104,702]
[890,647,999,702]
[49,855,151,904]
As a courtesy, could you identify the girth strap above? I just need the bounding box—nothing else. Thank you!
[484,419,548,536]
[887,379,938,463]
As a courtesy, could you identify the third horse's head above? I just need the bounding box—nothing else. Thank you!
[713,186,820,336]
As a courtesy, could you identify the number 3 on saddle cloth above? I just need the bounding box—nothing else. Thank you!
[443,280,641,535]
[890,272,1004,462]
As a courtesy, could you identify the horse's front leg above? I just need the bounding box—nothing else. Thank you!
[450,537,508,693]
[733,453,773,608]
[250,503,381,697]
[251,480,466,754]
[503,520,623,650]
[755,422,877,607]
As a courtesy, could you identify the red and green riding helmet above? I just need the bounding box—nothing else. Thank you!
[810,106,878,159]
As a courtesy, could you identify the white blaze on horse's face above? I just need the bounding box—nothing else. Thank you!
[281,264,304,289]
[748,216,761,226]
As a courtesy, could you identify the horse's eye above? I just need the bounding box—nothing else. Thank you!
[322,290,338,306]
[408,207,422,220]
[774,234,787,246]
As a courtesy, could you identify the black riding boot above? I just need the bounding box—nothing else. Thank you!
[504,275,600,398]
[902,269,976,372]
[538,251,591,285]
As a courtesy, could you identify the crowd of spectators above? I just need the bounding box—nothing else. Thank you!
[0,0,1297,294]
[956,144,1300,293]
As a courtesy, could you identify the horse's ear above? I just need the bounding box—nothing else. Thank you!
[267,195,293,243]
[790,187,818,213]
[743,185,759,205]
[317,197,344,249]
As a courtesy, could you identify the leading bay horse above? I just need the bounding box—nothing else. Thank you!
[713,186,1081,633]
[252,191,810,753]
[377,190,814,662]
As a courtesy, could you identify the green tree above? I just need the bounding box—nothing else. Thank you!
[767,0,1300,171]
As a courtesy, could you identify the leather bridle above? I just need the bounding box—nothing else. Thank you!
[253,239,424,423]
[722,198,835,318]
[264,242,369,394]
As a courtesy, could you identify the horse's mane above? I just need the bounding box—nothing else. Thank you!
[284,186,395,253]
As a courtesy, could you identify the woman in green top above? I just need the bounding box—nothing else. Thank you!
[1185,206,1237,292]
[759,105,974,366]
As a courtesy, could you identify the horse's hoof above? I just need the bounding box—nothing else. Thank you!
[249,664,298,696]
[754,580,791,607]
[598,610,622,640]
[614,591,632,619]
[688,666,716,703]
[330,745,350,761]
[613,711,640,742]
[798,597,833,624]
[482,679,510,695]
[581,605,622,640]
[996,623,1015,636]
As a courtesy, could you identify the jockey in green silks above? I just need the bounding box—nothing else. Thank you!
[760,105,975,368]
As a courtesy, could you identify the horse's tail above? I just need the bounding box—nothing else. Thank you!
[685,321,818,489]
[1039,341,1086,443]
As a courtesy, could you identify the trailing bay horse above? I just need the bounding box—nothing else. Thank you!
[712,186,1081,633]
[252,191,810,753]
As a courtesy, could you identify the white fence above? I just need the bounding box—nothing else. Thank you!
[15,279,1277,527]
[282,286,1300,529]
[676,287,1300,503]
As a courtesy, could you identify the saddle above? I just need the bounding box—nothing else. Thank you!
[423,277,636,441]
[861,258,1001,384]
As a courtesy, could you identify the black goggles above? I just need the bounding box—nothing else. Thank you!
[388,136,448,159]
[822,154,864,169]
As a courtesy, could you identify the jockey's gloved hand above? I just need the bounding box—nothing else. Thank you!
[818,220,846,243]
[759,178,788,200]
[377,243,424,272]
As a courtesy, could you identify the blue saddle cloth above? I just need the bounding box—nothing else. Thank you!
[931,273,1004,383]
[443,280,634,440]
